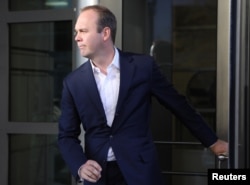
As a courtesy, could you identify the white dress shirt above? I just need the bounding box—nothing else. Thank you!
[91,48,120,161]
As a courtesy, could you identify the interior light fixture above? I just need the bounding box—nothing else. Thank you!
[45,0,68,7]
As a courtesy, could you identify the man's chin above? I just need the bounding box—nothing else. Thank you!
[80,52,88,58]
[81,53,92,59]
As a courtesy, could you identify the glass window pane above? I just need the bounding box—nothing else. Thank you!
[9,134,71,185]
[9,21,72,122]
[172,0,217,135]
[10,0,72,11]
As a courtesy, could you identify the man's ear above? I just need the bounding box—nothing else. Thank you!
[102,27,111,41]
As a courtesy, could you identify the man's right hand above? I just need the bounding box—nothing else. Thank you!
[78,160,102,183]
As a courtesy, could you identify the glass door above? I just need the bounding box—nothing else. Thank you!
[122,0,220,184]
[0,1,74,185]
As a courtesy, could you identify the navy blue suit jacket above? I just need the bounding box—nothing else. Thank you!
[58,50,218,185]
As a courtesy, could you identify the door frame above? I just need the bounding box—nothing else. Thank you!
[216,0,231,168]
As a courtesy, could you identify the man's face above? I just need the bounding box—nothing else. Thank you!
[74,9,103,58]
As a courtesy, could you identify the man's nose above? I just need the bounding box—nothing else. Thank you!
[75,33,80,42]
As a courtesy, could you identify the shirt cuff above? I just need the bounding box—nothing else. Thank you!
[78,164,84,182]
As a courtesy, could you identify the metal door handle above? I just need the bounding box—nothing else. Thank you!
[217,154,228,169]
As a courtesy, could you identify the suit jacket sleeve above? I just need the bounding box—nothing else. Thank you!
[150,59,218,147]
[58,79,87,180]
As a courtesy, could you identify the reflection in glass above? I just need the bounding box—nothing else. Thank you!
[9,21,72,122]
[10,0,72,11]
[9,134,71,185]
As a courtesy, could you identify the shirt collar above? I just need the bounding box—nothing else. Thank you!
[90,47,120,73]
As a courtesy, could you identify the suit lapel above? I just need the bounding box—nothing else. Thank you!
[79,53,135,128]
[80,61,106,116]
[115,51,135,114]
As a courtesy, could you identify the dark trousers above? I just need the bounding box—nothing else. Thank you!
[106,161,127,185]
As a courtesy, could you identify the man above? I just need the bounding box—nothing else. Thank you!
[58,5,228,185]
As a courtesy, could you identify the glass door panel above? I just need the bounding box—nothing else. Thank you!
[9,21,72,122]
[8,19,73,185]
[9,134,71,185]
[122,0,218,184]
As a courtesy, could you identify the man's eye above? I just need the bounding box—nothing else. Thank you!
[74,30,87,35]
[80,29,88,33]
